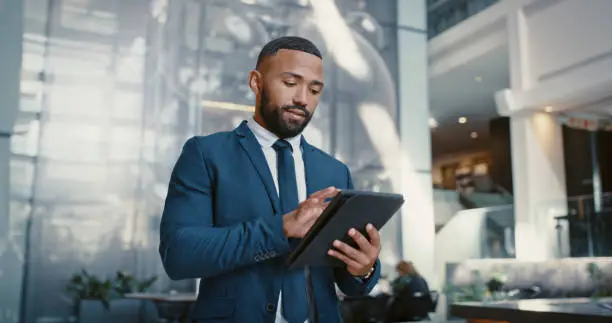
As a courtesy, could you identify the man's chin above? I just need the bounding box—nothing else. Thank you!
[277,123,305,138]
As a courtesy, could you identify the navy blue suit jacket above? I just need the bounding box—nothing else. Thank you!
[159,121,381,322]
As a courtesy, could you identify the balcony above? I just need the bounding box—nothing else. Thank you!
[427,0,499,38]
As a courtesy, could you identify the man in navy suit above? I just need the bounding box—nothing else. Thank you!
[159,36,382,323]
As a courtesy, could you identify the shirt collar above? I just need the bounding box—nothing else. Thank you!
[247,118,302,152]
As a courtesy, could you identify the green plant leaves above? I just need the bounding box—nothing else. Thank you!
[587,262,612,298]
[65,269,158,311]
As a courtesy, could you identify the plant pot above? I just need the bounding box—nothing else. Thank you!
[78,299,141,323]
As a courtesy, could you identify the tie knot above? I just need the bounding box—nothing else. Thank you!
[273,139,293,152]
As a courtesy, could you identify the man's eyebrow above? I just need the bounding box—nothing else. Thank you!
[280,72,324,87]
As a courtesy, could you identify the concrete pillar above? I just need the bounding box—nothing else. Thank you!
[509,113,568,259]
[0,0,24,321]
[505,9,568,260]
[396,0,436,286]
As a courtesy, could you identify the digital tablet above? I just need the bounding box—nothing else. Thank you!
[287,190,405,269]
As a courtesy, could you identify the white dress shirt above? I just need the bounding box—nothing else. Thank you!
[246,119,308,323]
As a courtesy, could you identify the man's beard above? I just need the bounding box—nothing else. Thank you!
[259,87,312,139]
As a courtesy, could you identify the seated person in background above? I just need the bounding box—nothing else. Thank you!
[386,261,434,321]
[391,261,429,296]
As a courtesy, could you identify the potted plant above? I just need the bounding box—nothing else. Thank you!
[66,269,116,311]
[113,270,158,295]
[444,270,511,323]
[587,262,612,298]
[444,270,489,303]
[66,269,157,323]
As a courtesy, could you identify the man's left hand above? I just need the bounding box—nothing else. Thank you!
[327,223,381,277]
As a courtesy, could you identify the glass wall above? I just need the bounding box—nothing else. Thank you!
[12,0,404,321]
[15,0,160,321]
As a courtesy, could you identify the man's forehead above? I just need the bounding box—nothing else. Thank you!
[262,49,323,74]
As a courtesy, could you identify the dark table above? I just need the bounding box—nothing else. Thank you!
[451,297,612,323]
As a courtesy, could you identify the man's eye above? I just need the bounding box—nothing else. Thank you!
[310,89,321,95]
[284,81,297,87]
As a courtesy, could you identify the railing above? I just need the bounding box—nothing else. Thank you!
[434,188,513,230]
[434,191,612,288]
[427,0,500,38]
[554,192,612,258]
[466,192,513,208]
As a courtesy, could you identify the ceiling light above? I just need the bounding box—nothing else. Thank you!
[458,117,467,124]
[428,117,438,128]
[544,106,553,112]
[475,76,482,82]
[470,131,478,139]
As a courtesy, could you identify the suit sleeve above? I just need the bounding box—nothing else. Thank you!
[333,164,381,296]
[159,137,291,280]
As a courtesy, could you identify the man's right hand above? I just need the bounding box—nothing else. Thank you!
[283,186,340,238]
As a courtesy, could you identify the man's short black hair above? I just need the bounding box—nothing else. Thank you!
[256,36,322,68]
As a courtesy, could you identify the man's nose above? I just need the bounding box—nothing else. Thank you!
[293,86,308,106]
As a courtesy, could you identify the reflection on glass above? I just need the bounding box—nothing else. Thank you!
[13,0,403,321]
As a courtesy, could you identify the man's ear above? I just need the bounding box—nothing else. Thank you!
[248,70,262,95]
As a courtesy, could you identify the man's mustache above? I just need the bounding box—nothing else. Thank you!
[281,105,310,118]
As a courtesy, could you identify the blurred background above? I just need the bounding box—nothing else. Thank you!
[1,0,612,322]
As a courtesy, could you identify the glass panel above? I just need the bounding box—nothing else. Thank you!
[9,159,35,200]
[112,92,143,122]
[540,193,612,258]
[39,121,105,161]
[17,0,404,321]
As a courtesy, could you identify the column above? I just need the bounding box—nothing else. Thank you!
[0,0,24,321]
[510,113,568,259]
[505,9,568,260]
[397,0,436,286]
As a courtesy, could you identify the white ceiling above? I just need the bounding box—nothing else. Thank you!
[429,45,509,123]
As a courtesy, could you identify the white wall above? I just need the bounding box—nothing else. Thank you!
[433,189,464,226]
[527,0,612,85]
[498,0,612,114]
[435,208,488,280]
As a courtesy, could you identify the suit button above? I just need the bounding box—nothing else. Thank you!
[265,302,276,313]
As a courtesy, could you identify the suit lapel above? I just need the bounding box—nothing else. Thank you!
[235,121,281,214]
[301,136,319,197]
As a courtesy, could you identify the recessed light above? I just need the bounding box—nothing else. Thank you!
[429,117,438,128]
[475,76,482,82]
[458,117,467,124]
[470,131,478,139]
[544,106,553,112]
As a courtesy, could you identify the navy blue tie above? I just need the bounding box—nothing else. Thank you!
[273,139,308,323]
[273,139,300,216]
